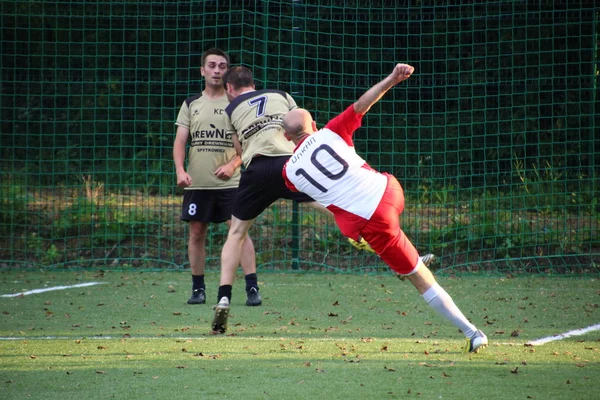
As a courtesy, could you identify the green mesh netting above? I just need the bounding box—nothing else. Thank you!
[1,1,598,274]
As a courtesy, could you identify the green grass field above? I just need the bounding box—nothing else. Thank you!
[1,270,599,399]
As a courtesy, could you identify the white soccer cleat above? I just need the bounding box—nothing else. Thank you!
[211,296,230,335]
[465,330,488,353]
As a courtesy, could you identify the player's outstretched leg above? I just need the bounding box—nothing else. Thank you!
[407,263,488,353]
[211,297,230,334]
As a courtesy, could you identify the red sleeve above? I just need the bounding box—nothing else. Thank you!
[324,104,363,146]
[282,162,299,192]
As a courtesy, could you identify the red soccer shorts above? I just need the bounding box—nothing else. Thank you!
[359,174,420,275]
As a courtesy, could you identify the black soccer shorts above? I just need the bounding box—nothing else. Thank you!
[181,188,237,223]
[232,155,314,221]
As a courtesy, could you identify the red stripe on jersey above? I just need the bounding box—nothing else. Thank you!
[282,163,298,192]
[360,163,376,172]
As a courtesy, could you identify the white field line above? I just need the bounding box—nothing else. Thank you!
[1,328,597,345]
[526,323,600,346]
[0,335,515,342]
[1,282,106,297]
[4,336,367,341]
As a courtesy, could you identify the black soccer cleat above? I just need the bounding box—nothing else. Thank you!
[187,288,206,304]
[245,287,262,306]
[420,253,435,267]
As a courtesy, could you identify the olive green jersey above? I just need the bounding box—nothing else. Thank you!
[175,93,240,189]
[224,89,298,167]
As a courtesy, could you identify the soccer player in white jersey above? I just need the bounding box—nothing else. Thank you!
[281,63,488,352]
[173,48,258,306]
[210,65,436,335]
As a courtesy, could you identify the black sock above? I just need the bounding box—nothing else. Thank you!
[217,285,232,303]
[245,273,258,292]
[192,274,205,291]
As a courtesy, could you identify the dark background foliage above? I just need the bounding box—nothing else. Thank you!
[0,1,598,272]
[2,1,597,187]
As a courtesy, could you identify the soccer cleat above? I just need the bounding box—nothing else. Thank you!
[397,254,435,280]
[465,330,488,353]
[420,253,435,267]
[246,287,262,306]
[187,288,206,304]
[348,237,375,253]
[211,296,230,334]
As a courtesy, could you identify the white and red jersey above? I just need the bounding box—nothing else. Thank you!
[282,105,388,237]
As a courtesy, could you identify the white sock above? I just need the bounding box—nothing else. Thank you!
[422,283,478,338]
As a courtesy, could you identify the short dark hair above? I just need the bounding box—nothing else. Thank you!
[222,66,255,90]
[201,48,230,67]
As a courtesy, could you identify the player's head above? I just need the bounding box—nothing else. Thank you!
[200,48,229,88]
[222,66,255,101]
[201,48,230,67]
[222,66,254,90]
[282,108,317,143]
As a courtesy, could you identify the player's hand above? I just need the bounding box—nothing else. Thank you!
[389,63,414,84]
[214,164,234,181]
[176,171,192,187]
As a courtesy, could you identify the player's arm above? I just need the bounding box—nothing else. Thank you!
[223,115,242,157]
[173,125,192,187]
[281,163,299,192]
[215,132,243,180]
[231,133,243,157]
[214,154,242,181]
[353,63,414,115]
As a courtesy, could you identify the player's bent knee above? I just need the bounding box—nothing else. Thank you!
[227,220,252,239]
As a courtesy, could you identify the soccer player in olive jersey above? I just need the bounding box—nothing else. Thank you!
[173,48,258,307]
[281,63,488,353]
[210,66,329,334]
